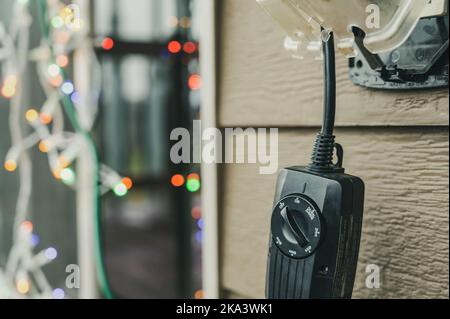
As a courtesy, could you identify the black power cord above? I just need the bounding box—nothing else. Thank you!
[308,30,344,173]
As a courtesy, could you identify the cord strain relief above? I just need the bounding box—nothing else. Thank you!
[309,133,336,171]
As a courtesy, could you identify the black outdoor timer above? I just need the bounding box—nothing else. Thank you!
[266,31,365,299]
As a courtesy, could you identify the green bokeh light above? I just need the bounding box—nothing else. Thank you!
[186,179,201,193]
[113,183,128,197]
[61,168,76,186]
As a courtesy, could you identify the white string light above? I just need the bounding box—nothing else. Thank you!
[0,0,132,299]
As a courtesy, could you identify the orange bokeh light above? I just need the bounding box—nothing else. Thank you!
[4,159,17,172]
[40,112,53,125]
[16,279,30,295]
[56,55,69,68]
[57,156,70,169]
[49,74,63,87]
[171,174,185,187]
[21,220,33,233]
[122,177,133,190]
[194,290,204,299]
[1,75,18,99]
[38,140,51,153]
[188,74,202,91]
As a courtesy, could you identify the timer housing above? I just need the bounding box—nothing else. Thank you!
[266,167,364,299]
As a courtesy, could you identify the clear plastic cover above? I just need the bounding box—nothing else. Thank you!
[257,0,448,58]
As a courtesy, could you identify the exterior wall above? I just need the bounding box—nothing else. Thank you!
[217,0,449,299]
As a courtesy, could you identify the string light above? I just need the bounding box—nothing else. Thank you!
[57,156,70,169]
[53,168,62,180]
[16,279,30,295]
[49,74,63,87]
[47,64,61,77]
[194,289,204,299]
[4,159,17,172]
[195,231,203,244]
[168,41,182,54]
[168,16,178,28]
[0,0,133,299]
[31,234,40,247]
[52,288,65,299]
[56,55,69,68]
[183,42,197,54]
[121,177,133,190]
[191,206,202,220]
[1,75,18,99]
[44,247,58,261]
[40,112,53,125]
[25,109,39,123]
[171,174,185,187]
[186,173,201,193]
[70,91,81,104]
[38,140,50,153]
[113,183,128,197]
[61,168,76,186]
[21,221,33,233]
[179,16,191,29]
[188,74,202,91]
[101,37,114,51]
[61,81,74,95]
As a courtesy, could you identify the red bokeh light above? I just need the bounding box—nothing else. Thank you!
[183,42,197,54]
[102,37,115,51]
[168,41,182,54]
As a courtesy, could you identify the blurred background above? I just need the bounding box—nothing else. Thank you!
[0,0,205,299]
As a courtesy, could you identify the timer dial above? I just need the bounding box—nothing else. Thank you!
[271,194,322,259]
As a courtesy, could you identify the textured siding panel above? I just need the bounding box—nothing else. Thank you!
[218,0,449,128]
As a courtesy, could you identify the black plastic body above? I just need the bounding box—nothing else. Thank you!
[266,166,364,299]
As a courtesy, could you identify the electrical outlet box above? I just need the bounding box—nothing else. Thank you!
[257,0,449,89]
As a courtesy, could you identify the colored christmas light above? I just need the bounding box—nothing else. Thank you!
[56,55,69,68]
[101,37,114,51]
[188,74,202,91]
[44,247,58,260]
[61,81,74,95]
[186,174,201,193]
[40,112,53,125]
[113,183,128,197]
[25,109,39,123]
[171,174,185,187]
[122,177,133,190]
[183,42,197,54]
[61,168,76,186]
[52,288,65,299]
[16,279,30,295]
[191,206,202,220]
[4,159,17,172]
[168,41,182,54]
